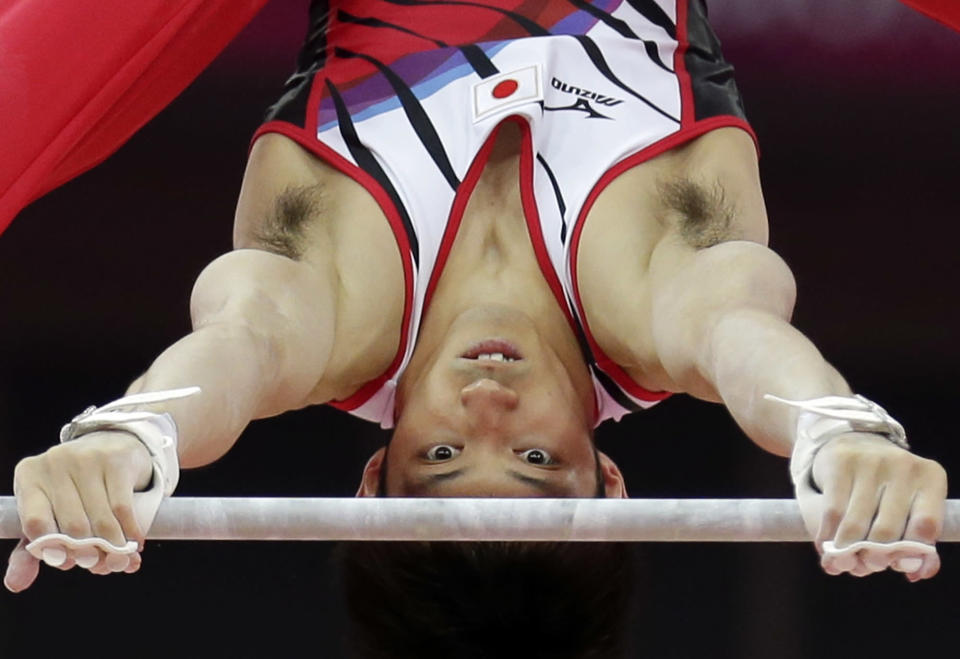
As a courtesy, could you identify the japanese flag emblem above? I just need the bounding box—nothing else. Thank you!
[472,64,543,122]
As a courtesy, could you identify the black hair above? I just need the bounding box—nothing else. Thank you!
[251,183,325,259]
[337,541,635,659]
[657,176,738,249]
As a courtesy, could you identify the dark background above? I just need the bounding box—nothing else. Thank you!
[1,1,959,657]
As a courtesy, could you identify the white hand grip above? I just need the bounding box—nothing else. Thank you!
[821,539,936,574]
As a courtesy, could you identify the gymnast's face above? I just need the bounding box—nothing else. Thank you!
[359,309,626,497]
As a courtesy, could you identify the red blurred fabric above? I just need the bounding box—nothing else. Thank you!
[0,0,269,234]
[900,0,960,31]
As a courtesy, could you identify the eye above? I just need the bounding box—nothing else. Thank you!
[425,444,461,462]
[518,448,554,466]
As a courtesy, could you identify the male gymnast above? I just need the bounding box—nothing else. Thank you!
[4,0,948,592]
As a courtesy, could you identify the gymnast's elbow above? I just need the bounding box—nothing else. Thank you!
[705,241,797,321]
[649,240,798,390]
[653,239,797,331]
[188,249,337,396]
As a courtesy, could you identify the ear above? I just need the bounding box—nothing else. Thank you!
[356,447,387,497]
[597,450,628,498]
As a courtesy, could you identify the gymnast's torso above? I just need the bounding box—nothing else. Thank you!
[235,0,766,426]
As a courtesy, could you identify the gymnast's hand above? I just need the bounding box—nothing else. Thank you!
[4,431,153,592]
[806,432,947,581]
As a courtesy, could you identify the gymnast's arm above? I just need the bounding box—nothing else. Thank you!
[4,247,339,591]
[648,238,946,579]
[634,147,946,580]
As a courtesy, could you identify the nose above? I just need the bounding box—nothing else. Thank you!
[460,379,519,425]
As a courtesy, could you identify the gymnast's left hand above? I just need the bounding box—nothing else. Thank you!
[807,432,948,580]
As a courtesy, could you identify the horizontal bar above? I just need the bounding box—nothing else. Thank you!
[0,497,958,542]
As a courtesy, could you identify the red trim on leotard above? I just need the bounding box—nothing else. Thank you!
[510,118,579,332]
[560,1,759,407]
[509,115,600,419]
[567,115,756,405]
[419,126,503,317]
[251,120,415,413]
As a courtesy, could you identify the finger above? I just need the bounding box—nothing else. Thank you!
[4,539,40,593]
[15,485,58,541]
[41,546,68,568]
[833,476,883,548]
[859,548,893,574]
[25,541,78,571]
[903,487,947,546]
[103,552,131,573]
[74,472,126,548]
[820,556,846,575]
[72,546,102,570]
[47,474,93,541]
[88,552,130,575]
[123,551,142,574]
[44,473,94,570]
[848,555,875,578]
[51,554,77,572]
[821,550,858,575]
[890,550,924,575]
[815,469,853,549]
[866,480,913,544]
[105,467,144,545]
[907,551,941,582]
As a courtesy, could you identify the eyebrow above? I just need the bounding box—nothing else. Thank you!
[411,468,568,496]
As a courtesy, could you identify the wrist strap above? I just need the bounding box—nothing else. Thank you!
[764,394,909,488]
[59,386,201,496]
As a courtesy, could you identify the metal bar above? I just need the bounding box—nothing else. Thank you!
[1,497,958,542]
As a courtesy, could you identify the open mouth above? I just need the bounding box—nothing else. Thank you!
[460,340,523,362]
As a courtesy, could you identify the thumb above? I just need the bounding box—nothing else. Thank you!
[4,538,40,593]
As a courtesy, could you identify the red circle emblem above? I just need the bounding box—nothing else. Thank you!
[492,79,519,99]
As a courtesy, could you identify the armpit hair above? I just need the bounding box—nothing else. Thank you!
[251,183,325,260]
[657,177,739,249]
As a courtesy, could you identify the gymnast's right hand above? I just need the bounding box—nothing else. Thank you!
[4,431,153,592]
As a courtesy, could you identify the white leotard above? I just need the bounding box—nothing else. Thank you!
[255,0,755,427]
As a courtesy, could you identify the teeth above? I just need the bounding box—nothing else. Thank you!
[476,353,516,362]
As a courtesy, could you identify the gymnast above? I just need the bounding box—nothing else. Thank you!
[3,0,948,592]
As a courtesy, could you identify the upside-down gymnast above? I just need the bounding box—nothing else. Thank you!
[3,0,948,592]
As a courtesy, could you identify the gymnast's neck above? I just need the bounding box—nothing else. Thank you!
[396,123,594,418]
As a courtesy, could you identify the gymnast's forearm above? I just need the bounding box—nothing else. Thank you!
[3,249,339,592]
[125,324,283,467]
[702,307,851,456]
[651,240,850,456]
[653,240,947,578]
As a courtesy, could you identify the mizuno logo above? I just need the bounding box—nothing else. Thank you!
[550,77,624,107]
[541,98,612,120]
